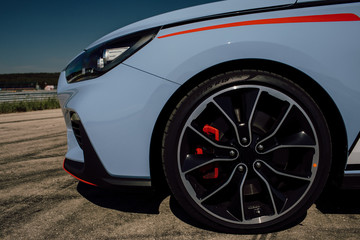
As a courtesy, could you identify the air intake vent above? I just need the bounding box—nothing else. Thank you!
[70,112,83,149]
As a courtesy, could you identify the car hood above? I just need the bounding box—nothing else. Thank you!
[86,0,296,49]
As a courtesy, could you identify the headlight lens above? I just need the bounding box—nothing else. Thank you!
[65,27,160,83]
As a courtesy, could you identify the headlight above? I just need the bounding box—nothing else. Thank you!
[65,27,160,83]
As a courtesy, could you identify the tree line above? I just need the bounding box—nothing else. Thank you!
[0,73,60,89]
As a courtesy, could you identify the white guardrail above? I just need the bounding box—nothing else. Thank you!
[0,90,58,103]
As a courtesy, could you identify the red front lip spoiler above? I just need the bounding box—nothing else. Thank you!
[63,159,98,186]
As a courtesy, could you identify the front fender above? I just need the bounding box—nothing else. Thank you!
[125,3,360,146]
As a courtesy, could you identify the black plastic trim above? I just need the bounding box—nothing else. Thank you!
[341,172,360,189]
[162,0,360,30]
[162,4,293,30]
[345,164,360,171]
[63,117,151,188]
[294,0,360,9]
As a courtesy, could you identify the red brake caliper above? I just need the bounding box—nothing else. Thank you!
[195,148,203,155]
[203,124,220,141]
[202,165,219,179]
[196,124,220,179]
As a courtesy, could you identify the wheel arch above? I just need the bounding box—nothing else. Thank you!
[149,59,348,190]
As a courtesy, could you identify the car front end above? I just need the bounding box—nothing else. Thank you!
[58,0,360,233]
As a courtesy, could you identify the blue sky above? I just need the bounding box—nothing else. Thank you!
[0,0,219,74]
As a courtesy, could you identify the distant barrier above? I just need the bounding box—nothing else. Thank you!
[0,90,57,103]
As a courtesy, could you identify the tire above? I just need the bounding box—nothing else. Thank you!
[162,70,331,233]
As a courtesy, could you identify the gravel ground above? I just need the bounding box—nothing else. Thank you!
[1,109,360,240]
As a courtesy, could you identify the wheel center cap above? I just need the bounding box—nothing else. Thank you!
[238,145,257,166]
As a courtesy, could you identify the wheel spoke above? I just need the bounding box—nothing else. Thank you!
[182,153,238,174]
[256,103,292,144]
[254,160,312,213]
[253,164,278,215]
[214,88,261,146]
[187,125,238,151]
[245,89,261,145]
[256,102,317,154]
[269,184,288,214]
[182,154,215,173]
[259,131,316,154]
[258,160,311,182]
[239,164,248,221]
[200,164,246,203]
[211,100,241,146]
[222,164,248,222]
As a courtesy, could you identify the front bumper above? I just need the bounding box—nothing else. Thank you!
[62,118,151,187]
[58,63,179,186]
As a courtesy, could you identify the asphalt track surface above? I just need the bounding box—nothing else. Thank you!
[1,109,360,239]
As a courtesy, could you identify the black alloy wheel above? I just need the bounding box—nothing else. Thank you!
[162,70,331,233]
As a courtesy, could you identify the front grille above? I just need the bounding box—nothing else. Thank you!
[70,112,83,149]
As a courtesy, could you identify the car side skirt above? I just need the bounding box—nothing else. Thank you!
[341,171,360,189]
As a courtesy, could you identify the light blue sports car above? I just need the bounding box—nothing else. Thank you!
[58,0,360,233]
